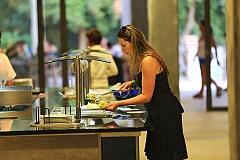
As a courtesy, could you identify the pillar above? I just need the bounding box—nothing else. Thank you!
[131,0,148,40]
[226,0,240,159]
[121,0,131,26]
[148,0,180,98]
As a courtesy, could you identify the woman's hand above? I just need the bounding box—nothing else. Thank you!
[102,101,120,112]
[5,80,12,86]
[119,80,134,91]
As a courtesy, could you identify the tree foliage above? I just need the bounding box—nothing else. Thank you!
[0,0,31,48]
[0,0,120,49]
[0,0,226,50]
[43,0,119,37]
[179,0,226,45]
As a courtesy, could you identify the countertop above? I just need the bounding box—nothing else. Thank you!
[0,88,152,136]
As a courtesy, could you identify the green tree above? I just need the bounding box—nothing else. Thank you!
[0,0,31,48]
[43,0,120,49]
[0,0,120,50]
[178,0,226,45]
[44,0,118,33]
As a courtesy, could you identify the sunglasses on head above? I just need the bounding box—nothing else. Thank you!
[121,26,131,35]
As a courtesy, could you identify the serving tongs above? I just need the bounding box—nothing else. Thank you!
[86,83,122,99]
[86,90,118,100]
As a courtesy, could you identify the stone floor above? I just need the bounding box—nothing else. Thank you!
[139,79,229,160]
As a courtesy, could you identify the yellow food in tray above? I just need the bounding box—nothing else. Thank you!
[86,100,108,109]
[98,100,108,108]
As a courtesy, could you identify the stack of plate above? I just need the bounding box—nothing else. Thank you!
[81,110,113,118]
[126,111,146,117]
[39,114,75,124]
[118,107,139,113]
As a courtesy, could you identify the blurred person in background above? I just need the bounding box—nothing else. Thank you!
[193,20,222,98]
[107,41,124,85]
[6,40,32,78]
[0,31,16,86]
[43,39,59,59]
[85,28,118,89]
[107,41,123,58]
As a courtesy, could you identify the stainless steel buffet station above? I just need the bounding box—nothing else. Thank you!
[0,89,152,160]
[0,49,152,160]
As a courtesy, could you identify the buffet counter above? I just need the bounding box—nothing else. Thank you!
[0,88,152,160]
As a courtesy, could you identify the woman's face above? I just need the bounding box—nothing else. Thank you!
[118,38,132,55]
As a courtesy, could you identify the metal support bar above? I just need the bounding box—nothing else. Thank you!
[74,56,82,122]
[75,56,84,122]
[85,60,91,95]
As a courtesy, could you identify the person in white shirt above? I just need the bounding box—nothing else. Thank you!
[107,41,125,85]
[107,42,123,58]
[0,31,16,86]
[85,28,118,89]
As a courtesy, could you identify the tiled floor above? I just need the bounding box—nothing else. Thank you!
[139,79,229,160]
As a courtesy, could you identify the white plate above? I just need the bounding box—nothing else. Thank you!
[127,111,146,116]
[81,110,113,118]
[118,107,139,113]
[39,114,74,123]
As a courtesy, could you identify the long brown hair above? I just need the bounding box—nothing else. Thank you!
[117,25,169,76]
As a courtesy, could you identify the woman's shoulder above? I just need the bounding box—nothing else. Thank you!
[142,55,160,71]
[142,54,157,63]
[143,52,161,62]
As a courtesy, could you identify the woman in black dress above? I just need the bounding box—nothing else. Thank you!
[103,25,188,160]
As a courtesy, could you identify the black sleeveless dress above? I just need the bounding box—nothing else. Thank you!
[135,71,188,160]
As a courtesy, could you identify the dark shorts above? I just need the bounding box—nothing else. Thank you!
[199,58,206,66]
